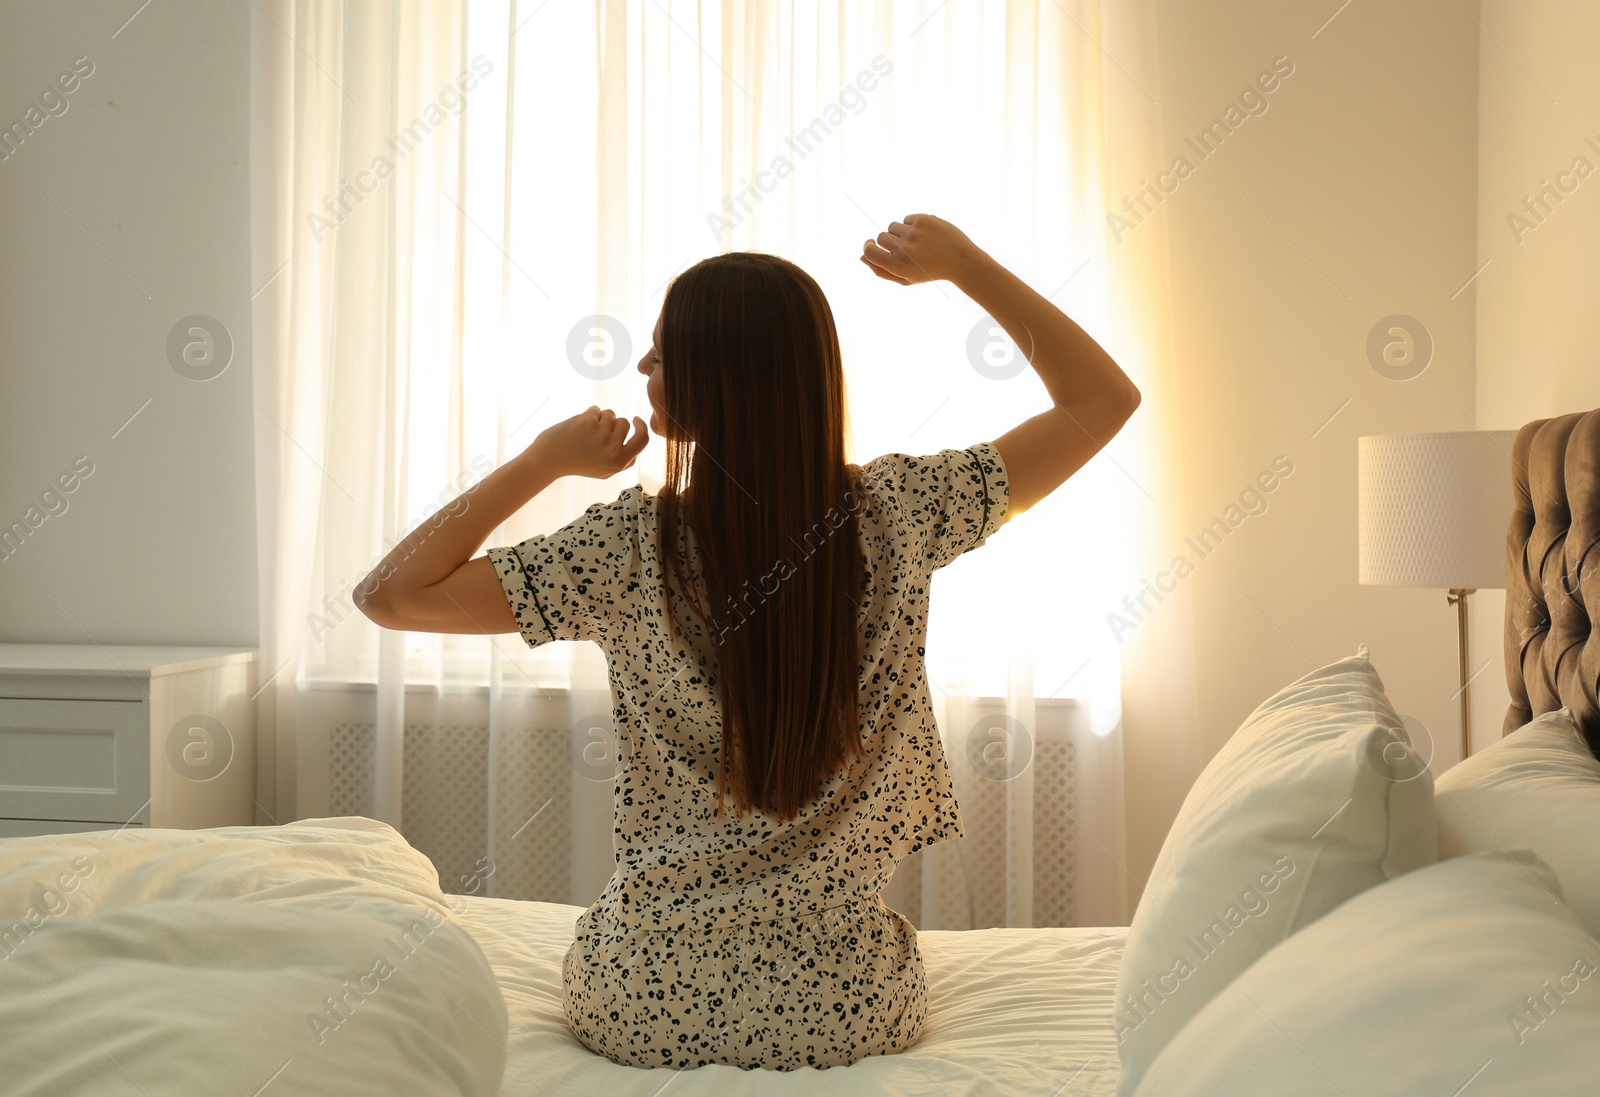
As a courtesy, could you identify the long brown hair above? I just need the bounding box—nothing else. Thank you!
[655,252,866,822]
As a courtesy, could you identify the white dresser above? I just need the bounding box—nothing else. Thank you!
[0,644,260,838]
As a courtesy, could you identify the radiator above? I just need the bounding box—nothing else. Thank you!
[314,696,1116,928]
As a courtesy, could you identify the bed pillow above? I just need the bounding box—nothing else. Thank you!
[1113,648,1437,1096]
[0,896,508,1097]
[1129,850,1600,1096]
[1435,707,1600,933]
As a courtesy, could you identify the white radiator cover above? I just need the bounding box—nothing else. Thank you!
[307,690,1124,929]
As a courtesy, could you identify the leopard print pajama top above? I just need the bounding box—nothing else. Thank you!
[486,442,1011,1072]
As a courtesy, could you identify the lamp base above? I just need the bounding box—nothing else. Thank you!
[1446,588,1475,761]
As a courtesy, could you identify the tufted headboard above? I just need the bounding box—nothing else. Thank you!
[1504,406,1600,756]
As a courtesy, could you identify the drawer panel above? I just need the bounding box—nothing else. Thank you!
[0,699,149,824]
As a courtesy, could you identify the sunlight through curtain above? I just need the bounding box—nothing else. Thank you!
[250,0,1194,928]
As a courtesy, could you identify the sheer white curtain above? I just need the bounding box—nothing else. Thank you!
[250,0,1195,928]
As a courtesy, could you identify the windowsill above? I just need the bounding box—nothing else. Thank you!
[299,676,577,695]
[301,644,585,694]
[298,674,1082,708]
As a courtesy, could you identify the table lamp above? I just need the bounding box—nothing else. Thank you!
[1357,430,1518,759]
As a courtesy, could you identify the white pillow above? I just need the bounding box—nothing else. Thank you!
[1435,707,1600,934]
[1113,648,1437,1095]
[1129,850,1600,1096]
[0,896,508,1097]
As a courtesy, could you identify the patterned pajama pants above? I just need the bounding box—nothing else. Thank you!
[562,893,928,1071]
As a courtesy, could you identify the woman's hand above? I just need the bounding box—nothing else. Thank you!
[860,213,984,285]
[529,406,649,480]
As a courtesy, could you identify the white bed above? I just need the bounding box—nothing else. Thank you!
[453,894,1125,1096]
[0,817,1124,1096]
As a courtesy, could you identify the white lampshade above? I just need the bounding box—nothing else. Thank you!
[1357,431,1518,589]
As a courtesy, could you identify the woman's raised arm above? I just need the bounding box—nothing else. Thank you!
[354,407,647,634]
[861,214,1140,517]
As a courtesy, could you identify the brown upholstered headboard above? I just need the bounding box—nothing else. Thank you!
[1504,406,1600,756]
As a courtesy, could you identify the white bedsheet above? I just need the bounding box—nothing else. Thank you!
[454,895,1125,1096]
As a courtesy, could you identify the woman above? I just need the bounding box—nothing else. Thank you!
[355,213,1141,1070]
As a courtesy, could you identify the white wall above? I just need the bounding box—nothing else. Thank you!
[1134,0,1482,883]
[0,0,256,646]
[1470,0,1600,742]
